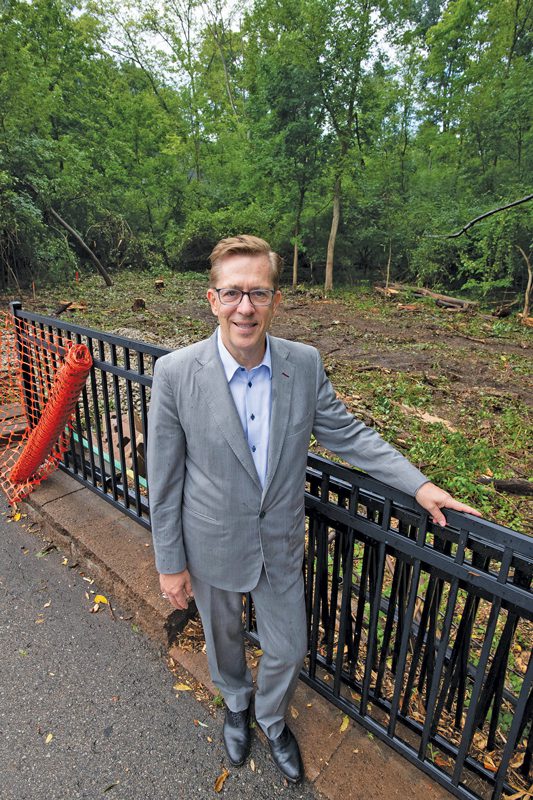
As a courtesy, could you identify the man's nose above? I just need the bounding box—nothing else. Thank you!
[236,292,255,312]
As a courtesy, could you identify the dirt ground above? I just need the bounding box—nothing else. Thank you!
[3,274,532,531]
[274,296,531,402]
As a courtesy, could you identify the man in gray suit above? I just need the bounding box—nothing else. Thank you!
[147,235,480,784]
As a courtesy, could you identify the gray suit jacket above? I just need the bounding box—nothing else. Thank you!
[147,331,427,593]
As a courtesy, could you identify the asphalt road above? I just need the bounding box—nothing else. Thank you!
[0,500,320,800]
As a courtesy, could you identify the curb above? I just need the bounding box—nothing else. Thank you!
[21,469,450,800]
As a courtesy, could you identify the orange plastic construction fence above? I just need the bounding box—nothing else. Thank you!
[0,312,92,504]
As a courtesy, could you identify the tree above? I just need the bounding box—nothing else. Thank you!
[243,0,324,283]
[302,0,376,290]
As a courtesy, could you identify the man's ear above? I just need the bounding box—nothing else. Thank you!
[272,290,282,314]
[206,288,219,317]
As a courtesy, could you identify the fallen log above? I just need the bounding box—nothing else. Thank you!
[492,299,519,318]
[381,282,477,309]
[54,301,73,316]
[477,477,533,496]
[54,301,88,315]
[410,287,477,308]
[374,286,400,298]
[435,300,464,311]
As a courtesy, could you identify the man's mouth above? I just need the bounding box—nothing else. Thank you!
[233,322,257,329]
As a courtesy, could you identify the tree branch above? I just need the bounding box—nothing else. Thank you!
[48,208,113,287]
[427,194,533,239]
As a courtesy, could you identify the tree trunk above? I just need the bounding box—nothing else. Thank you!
[385,239,392,289]
[292,189,305,287]
[49,208,113,286]
[517,245,532,320]
[325,176,341,292]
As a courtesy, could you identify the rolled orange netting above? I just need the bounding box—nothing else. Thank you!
[10,343,92,485]
[0,315,93,504]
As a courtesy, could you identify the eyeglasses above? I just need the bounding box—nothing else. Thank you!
[214,288,276,307]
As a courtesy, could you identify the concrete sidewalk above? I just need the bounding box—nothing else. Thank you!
[20,470,450,800]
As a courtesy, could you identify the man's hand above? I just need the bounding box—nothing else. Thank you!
[415,482,482,527]
[160,569,194,610]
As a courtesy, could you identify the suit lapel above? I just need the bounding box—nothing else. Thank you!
[263,338,294,499]
[195,333,262,490]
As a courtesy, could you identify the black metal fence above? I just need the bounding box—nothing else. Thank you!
[9,303,533,800]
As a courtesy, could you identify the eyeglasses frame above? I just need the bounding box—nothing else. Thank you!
[214,288,277,307]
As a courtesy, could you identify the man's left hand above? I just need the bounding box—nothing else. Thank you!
[415,482,482,527]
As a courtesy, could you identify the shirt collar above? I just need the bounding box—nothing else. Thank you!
[216,327,272,382]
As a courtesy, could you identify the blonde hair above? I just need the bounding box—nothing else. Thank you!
[209,235,283,289]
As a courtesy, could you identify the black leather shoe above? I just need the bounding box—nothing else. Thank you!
[267,725,303,784]
[223,705,251,766]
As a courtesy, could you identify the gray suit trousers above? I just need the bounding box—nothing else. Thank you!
[190,570,307,739]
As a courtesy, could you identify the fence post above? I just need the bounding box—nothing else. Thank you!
[9,301,37,429]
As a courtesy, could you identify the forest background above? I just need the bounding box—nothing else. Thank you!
[1,0,532,293]
[1,0,532,534]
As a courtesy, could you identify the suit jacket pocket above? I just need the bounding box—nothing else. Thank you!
[182,504,221,526]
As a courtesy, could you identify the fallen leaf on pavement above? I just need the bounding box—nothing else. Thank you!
[173,683,192,692]
[43,600,51,608]
[340,715,349,733]
[90,603,100,613]
[250,759,256,772]
[44,733,53,744]
[290,706,299,718]
[194,719,208,728]
[94,594,108,605]
[103,782,120,793]
[214,768,230,793]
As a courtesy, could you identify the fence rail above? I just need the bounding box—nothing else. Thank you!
[9,303,533,800]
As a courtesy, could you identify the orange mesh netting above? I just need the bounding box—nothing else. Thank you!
[0,312,92,504]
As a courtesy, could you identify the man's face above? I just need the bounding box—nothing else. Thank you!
[207,254,281,367]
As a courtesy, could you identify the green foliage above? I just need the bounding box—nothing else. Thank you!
[0,0,531,291]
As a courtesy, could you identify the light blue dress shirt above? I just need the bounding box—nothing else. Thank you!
[216,328,272,488]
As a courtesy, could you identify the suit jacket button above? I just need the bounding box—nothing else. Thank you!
[259,511,266,519]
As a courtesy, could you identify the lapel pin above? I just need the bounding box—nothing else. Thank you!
[282,371,290,378]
